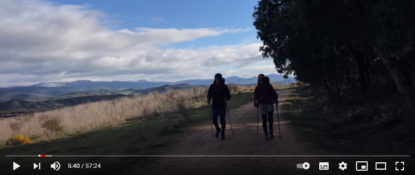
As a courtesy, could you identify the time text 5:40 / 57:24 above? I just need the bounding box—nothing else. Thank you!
[68,163,102,169]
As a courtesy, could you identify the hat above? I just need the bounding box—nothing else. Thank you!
[214,73,222,79]
[258,74,265,80]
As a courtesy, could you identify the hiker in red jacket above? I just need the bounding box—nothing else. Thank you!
[253,74,279,140]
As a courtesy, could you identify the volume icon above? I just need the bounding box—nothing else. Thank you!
[50,161,60,171]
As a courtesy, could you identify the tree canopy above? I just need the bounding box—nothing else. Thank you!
[253,0,415,114]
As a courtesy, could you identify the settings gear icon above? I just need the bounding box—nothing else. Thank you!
[339,162,347,171]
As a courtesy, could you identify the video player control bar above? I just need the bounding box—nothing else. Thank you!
[5,154,411,158]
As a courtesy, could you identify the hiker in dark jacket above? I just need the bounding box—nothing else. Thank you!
[253,74,279,140]
[207,73,232,140]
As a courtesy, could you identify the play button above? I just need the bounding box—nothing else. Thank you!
[13,162,20,171]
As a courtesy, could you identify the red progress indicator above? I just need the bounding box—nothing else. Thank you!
[38,155,52,157]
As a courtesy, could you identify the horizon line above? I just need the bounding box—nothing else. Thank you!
[0,75,295,88]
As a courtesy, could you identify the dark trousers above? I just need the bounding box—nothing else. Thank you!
[261,112,274,135]
[212,107,226,137]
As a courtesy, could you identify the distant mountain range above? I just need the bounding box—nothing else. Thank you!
[0,95,128,112]
[0,74,295,102]
[32,74,294,88]
[0,84,198,113]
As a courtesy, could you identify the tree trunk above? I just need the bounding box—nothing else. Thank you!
[363,53,372,88]
[333,70,341,99]
[328,76,337,99]
[399,59,415,89]
[354,51,368,91]
[346,70,356,88]
[374,48,415,117]
[323,77,332,92]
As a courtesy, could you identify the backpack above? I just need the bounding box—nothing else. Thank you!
[253,76,270,108]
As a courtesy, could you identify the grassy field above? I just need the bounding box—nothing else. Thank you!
[53,89,141,99]
[280,87,413,156]
[0,93,52,102]
[0,109,50,116]
[0,88,211,142]
[0,88,254,175]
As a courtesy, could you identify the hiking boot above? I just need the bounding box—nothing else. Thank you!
[215,129,221,138]
[221,131,225,140]
[220,129,225,139]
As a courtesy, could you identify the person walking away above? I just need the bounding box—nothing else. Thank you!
[207,73,232,140]
[253,75,279,140]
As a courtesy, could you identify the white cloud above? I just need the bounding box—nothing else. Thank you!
[0,0,276,87]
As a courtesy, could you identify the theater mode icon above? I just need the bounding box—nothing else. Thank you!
[375,162,386,170]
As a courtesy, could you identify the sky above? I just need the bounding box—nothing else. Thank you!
[0,0,279,87]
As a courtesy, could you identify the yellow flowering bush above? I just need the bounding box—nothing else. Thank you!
[5,134,32,146]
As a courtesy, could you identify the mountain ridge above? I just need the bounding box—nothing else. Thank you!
[1,74,295,102]
[31,74,294,88]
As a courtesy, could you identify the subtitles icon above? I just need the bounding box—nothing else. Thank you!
[319,162,329,170]
[375,162,386,171]
[356,161,368,171]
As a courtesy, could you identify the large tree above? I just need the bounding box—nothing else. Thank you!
[253,0,415,114]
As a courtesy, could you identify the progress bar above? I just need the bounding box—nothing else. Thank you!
[5,155,410,158]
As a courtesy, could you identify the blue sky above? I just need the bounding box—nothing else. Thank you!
[51,0,260,47]
[0,0,280,87]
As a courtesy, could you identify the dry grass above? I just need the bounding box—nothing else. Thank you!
[0,87,210,142]
[236,84,256,92]
[272,82,303,89]
[0,85,254,143]
[237,82,300,91]
[227,84,239,94]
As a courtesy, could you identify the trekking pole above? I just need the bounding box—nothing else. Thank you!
[226,103,234,136]
[208,104,214,139]
[256,107,259,135]
[276,104,281,139]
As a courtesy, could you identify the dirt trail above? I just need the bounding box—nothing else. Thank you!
[127,89,349,175]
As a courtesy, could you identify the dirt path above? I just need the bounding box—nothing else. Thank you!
[126,89,350,175]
